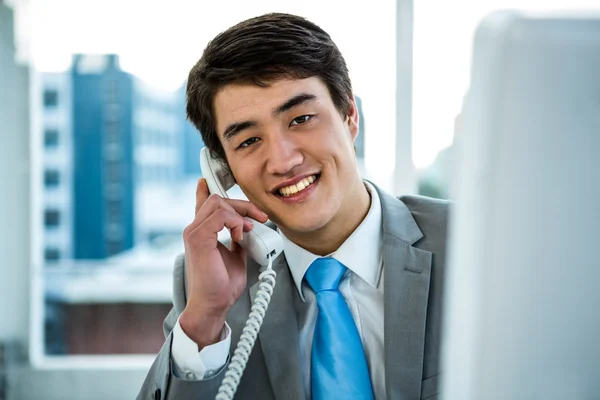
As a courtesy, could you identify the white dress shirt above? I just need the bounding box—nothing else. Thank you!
[172,182,386,399]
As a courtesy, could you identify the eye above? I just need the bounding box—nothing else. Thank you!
[238,137,260,149]
[290,115,313,127]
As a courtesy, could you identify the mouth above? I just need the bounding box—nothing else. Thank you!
[274,174,321,198]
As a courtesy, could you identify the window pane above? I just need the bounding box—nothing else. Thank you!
[44,209,61,227]
[44,248,61,262]
[44,129,59,147]
[43,89,58,107]
[44,169,60,187]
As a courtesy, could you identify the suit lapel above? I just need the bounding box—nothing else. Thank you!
[374,185,433,399]
[249,254,304,400]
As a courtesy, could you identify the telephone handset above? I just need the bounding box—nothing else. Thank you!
[199,147,284,265]
[199,147,282,400]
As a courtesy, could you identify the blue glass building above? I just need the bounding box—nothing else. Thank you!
[72,55,135,259]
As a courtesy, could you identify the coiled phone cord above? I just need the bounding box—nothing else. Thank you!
[215,256,277,400]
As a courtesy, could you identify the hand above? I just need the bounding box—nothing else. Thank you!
[179,178,268,349]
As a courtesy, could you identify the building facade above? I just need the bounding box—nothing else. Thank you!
[40,54,203,261]
[71,54,136,259]
[41,72,74,263]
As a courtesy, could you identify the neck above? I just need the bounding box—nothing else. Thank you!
[281,177,371,256]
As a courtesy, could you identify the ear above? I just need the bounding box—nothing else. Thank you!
[345,96,360,143]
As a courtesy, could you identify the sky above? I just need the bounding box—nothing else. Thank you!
[14,0,600,170]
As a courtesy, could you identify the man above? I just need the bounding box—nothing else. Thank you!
[138,13,448,400]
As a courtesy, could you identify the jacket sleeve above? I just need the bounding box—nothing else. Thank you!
[136,254,229,400]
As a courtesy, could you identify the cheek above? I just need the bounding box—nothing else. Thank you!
[320,119,354,150]
[230,162,263,198]
[319,129,355,162]
[307,125,345,155]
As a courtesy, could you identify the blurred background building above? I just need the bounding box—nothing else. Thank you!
[37,54,206,355]
[41,55,204,264]
[41,71,73,263]
[71,54,136,260]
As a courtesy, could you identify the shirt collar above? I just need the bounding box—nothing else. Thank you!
[279,181,384,302]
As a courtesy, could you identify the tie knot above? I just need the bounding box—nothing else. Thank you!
[304,258,347,293]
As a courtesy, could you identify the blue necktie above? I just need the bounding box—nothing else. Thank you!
[304,257,374,400]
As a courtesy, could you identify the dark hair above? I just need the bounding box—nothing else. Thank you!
[186,13,353,163]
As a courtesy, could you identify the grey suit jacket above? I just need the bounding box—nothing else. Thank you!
[137,185,449,400]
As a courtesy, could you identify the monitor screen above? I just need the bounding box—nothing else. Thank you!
[442,11,600,400]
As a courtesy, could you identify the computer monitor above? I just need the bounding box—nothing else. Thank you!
[441,11,600,400]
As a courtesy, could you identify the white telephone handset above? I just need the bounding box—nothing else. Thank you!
[200,147,284,265]
[199,147,282,400]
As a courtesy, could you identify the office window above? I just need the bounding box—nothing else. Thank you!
[44,129,59,148]
[44,169,60,187]
[103,143,123,161]
[104,222,123,240]
[103,183,123,200]
[43,89,59,107]
[106,79,119,102]
[105,162,121,182]
[44,209,61,228]
[105,240,123,256]
[28,0,397,365]
[44,248,61,262]
[105,122,120,144]
[106,200,122,224]
[105,103,121,122]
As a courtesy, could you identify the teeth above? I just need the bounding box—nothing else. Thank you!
[278,175,316,197]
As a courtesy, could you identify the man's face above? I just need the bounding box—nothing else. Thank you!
[213,77,361,234]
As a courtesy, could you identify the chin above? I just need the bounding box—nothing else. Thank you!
[274,208,333,234]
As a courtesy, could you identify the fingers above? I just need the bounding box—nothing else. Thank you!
[199,195,268,223]
[222,198,269,223]
[186,180,269,251]
[195,178,210,215]
[194,177,268,222]
[184,208,246,253]
[199,208,247,243]
[196,196,254,229]
[192,194,267,231]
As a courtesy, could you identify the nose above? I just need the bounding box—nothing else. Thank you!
[264,132,303,176]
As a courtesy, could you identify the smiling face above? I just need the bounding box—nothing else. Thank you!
[213,77,368,239]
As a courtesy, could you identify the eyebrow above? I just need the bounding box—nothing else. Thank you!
[222,121,257,142]
[222,93,317,142]
[274,93,317,116]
